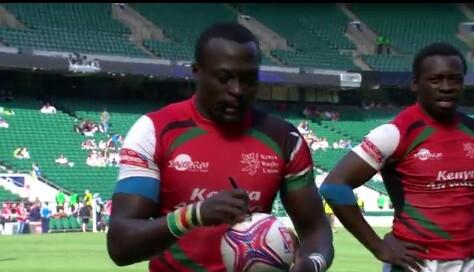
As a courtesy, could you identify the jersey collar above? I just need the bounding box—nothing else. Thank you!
[414,102,460,129]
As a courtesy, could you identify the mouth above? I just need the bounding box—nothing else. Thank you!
[216,101,243,115]
[436,97,456,108]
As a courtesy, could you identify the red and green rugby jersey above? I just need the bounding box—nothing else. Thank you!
[118,95,315,271]
[353,103,474,260]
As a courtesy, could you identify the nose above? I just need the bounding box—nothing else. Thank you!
[439,79,453,93]
[228,80,243,97]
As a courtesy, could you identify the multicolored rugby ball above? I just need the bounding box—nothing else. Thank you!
[220,213,296,272]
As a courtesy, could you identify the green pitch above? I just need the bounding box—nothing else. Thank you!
[0,228,389,272]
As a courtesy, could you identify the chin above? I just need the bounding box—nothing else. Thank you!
[214,114,244,125]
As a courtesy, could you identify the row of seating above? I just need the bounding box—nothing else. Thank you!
[48,215,92,232]
[1,3,473,71]
[0,187,20,201]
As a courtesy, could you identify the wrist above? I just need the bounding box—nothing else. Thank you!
[166,201,203,238]
[308,253,327,272]
[369,238,386,257]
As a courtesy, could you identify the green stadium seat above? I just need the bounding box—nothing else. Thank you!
[0,3,148,57]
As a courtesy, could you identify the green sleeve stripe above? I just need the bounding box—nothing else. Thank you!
[282,170,314,192]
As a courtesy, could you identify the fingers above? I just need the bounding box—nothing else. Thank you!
[403,242,428,254]
[214,205,247,225]
[200,190,250,226]
[401,255,424,272]
[230,189,250,202]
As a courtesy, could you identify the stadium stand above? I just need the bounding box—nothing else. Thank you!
[0,3,148,57]
[48,215,91,233]
[350,4,469,54]
[132,3,238,61]
[0,187,21,202]
[351,4,470,71]
[362,55,413,72]
[0,98,118,199]
[241,4,357,70]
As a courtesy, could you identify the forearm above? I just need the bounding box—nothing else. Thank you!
[297,218,334,268]
[107,216,177,266]
[330,204,382,255]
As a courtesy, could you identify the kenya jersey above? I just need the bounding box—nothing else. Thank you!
[117,95,315,271]
[353,103,474,260]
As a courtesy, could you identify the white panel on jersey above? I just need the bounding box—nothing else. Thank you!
[118,115,160,180]
[352,124,400,171]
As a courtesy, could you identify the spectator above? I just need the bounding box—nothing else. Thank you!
[40,102,57,114]
[55,155,68,166]
[98,140,107,151]
[15,203,27,234]
[81,139,97,150]
[0,117,8,128]
[28,202,41,222]
[55,190,66,213]
[32,162,41,178]
[83,189,93,209]
[55,155,74,167]
[78,203,91,233]
[383,36,391,54]
[86,151,98,167]
[376,35,384,54]
[297,120,309,135]
[0,107,15,116]
[100,108,110,133]
[108,134,123,150]
[40,202,52,233]
[377,193,385,210]
[0,203,10,233]
[69,192,79,213]
[356,193,365,214]
[319,137,329,151]
[107,152,119,167]
[13,147,30,159]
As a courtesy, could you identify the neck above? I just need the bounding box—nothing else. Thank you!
[194,92,213,122]
[419,104,457,125]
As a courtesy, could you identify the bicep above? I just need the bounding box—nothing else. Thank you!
[324,151,379,188]
[325,123,400,188]
[110,193,159,220]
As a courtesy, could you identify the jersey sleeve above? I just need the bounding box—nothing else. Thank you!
[281,131,315,192]
[351,123,400,171]
[114,115,161,202]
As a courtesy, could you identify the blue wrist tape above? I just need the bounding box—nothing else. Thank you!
[319,183,357,205]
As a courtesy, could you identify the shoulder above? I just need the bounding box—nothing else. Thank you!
[251,110,305,162]
[252,109,298,135]
[391,104,428,138]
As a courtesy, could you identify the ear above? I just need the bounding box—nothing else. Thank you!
[191,63,199,75]
[410,76,418,94]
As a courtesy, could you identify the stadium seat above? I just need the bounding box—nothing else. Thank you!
[0,3,148,57]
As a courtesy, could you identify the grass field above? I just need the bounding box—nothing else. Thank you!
[0,227,389,272]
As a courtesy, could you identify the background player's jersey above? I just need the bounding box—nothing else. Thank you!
[118,96,315,272]
[353,103,474,260]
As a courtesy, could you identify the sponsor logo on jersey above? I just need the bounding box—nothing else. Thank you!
[241,152,279,176]
[463,142,474,159]
[119,148,148,168]
[168,154,209,172]
[174,188,263,209]
[436,169,474,181]
[414,148,442,161]
[189,188,262,202]
[360,138,383,163]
